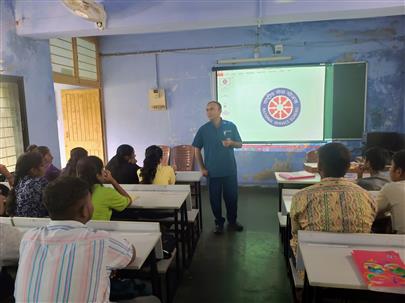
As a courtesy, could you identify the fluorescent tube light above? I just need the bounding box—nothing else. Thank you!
[217,56,293,64]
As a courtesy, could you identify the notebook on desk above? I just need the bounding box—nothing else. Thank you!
[352,250,405,293]
[279,171,316,180]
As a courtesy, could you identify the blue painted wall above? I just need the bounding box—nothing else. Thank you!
[14,0,404,39]
[100,15,404,185]
[1,0,60,166]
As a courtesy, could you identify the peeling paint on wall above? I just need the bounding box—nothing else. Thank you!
[0,0,60,166]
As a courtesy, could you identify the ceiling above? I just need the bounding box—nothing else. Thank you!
[14,0,405,39]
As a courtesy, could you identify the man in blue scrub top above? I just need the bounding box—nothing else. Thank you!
[192,101,243,234]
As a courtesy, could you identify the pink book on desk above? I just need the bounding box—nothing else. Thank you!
[279,171,315,180]
[352,250,405,292]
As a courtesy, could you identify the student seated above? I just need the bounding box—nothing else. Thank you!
[290,143,376,254]
[61,147,88,177]
[14,176,137,302]
[6,152,48,217]
[138,145,176,185]
[77,156,132,220]
[357,147,390,190]
[27,145,61,182]
[106,144,141,184]
[376,150,405,234]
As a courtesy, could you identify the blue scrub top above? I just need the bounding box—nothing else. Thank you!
[192,119,242,178]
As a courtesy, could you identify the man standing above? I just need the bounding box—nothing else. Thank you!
[192,101,243,234]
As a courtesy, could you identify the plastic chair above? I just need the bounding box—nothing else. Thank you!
[159,145,170,166]
[305,150,318,163]
[171,145,195,171]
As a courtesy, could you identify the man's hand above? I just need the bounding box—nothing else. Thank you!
[201,168,208,177]
[222,140,234,148]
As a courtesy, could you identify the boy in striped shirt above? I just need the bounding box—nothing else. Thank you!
[14,176,136,302]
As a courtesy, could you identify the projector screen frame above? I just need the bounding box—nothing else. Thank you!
[212,62,367,144]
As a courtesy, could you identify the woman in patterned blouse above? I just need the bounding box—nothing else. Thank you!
[6,152,48,217]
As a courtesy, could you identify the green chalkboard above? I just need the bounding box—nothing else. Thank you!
[325,62,367,140]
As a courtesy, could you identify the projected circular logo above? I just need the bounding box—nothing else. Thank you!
[260,88,301,127]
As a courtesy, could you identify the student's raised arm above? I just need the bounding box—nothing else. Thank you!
[105,169,132,206]
[0,164,14,186]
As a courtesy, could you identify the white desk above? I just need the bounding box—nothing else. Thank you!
[116,232,161,270]
[298,231,405,301]
[175,171,203,231]
[0,217,162,270]
[128,190,189,210]
[106,184,192,210]
[124,190,190,271]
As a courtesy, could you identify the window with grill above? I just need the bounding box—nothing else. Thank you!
[50,38,75,76]
[49,37,100,87]
[0,76,28,172]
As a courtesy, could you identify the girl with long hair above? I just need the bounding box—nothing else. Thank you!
[27,145,61,181]
[62,147,88,177]
[138,145,175,185]
[77,156,132,220]
[6,152,48,217]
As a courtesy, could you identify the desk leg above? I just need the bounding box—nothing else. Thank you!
[302,271,314,303]
[180,203,188,268]
[149,249,161,300]
[184,204,191,266]
[278,184,283,211]
[197,181,203,231]
[174,209,181,279]
[284,214,291,261]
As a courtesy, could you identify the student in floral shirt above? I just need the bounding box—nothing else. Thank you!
[290,143,376,255]
[6,152,48,217]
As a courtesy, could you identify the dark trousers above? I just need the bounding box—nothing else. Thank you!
[207,175,238,226]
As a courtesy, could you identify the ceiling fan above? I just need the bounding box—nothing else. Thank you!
[62,0,107,30]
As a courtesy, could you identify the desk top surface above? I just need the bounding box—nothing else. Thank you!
[300,241,405,292]
[298,231,405,293]
[113,232,161,269]
[175,171,203,182]
[128,190,189,209]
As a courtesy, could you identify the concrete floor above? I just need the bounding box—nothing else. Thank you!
[173,186,294,303]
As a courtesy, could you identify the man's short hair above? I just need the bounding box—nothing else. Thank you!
[44,176,90,219]
[392,150,405,172]
[364,147,388,171]
[207,100,222,110]
[318,143,351,178]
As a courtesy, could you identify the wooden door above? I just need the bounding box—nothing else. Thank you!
[61,89,105,161]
